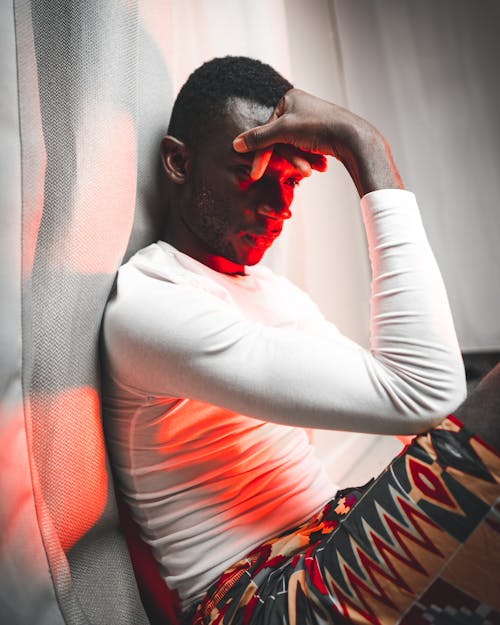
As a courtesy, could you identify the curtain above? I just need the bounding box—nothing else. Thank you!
[330,0,500,353]
[1,2,155,623]
[282,0,500,355]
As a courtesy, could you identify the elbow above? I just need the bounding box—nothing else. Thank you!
[432,349,467,413]
[380,351,467,435]
[419,382,467,432]
[405,357,467,433]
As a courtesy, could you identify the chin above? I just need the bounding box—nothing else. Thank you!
[243,249,268,266]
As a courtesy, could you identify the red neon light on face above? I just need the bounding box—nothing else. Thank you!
[176,99,303,275]
[186,152,301,272]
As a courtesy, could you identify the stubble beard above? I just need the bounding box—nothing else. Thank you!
[191,184,240,264]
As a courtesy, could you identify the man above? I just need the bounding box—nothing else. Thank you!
[102,57,499,624]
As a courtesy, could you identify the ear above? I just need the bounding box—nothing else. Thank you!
[161,135,191,184]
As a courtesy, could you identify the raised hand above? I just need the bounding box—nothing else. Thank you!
[233,89,403,197]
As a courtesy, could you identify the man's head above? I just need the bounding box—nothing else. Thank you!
[167,56,293,149]
[161,56,303,274]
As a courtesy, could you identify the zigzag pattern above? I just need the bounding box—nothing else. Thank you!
[194,420,500,625]
[323,489,452,623]
[315,426,499,624]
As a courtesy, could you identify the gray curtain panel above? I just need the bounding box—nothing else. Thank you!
[1,1,172,623]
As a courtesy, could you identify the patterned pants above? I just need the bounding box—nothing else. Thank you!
[189,416,500,625]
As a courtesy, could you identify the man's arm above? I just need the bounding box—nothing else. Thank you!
[104,91,466,435]
[233,88,403,197]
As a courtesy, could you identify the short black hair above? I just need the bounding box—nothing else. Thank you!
[168,56,293,147]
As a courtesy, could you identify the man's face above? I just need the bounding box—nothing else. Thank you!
[182,98,304,273]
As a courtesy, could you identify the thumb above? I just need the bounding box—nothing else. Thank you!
[250,148,273,180]
[233,115,284,153]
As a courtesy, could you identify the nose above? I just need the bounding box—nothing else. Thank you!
[255,177,293,220]
[256,204,292,220]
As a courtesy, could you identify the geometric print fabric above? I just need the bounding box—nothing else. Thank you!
[190,416,500,625]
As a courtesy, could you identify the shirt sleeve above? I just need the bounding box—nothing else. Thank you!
[103,189,466,435]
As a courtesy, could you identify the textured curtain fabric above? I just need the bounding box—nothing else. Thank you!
[1,3,63,624]
[2,1,155,623]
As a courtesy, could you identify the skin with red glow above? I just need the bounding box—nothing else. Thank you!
[162,99,316,274]
[234,89,403,198]
[161,90,402,275]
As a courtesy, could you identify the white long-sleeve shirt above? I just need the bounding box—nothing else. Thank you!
[101,189,466,609]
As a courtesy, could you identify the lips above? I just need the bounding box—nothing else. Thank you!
[241,232,277,248]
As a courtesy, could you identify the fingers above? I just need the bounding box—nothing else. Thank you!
[274,145,328,175]
[286,150,327,174]
[233,119,282,154]
[250,148,273,180]
[291,157,312,178]
[248,145,328,181]
[308,153,328,172]
[233,96,286,154]
[233,90,327,181]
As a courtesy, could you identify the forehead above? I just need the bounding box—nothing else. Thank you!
[225,97,274,134]
[196,97,302,178]
[200,97,273,160]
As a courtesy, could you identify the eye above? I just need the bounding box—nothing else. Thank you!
[284,177,301,188]
[235,165,252,180]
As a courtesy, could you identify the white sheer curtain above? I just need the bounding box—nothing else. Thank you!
[331,0,500,353]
